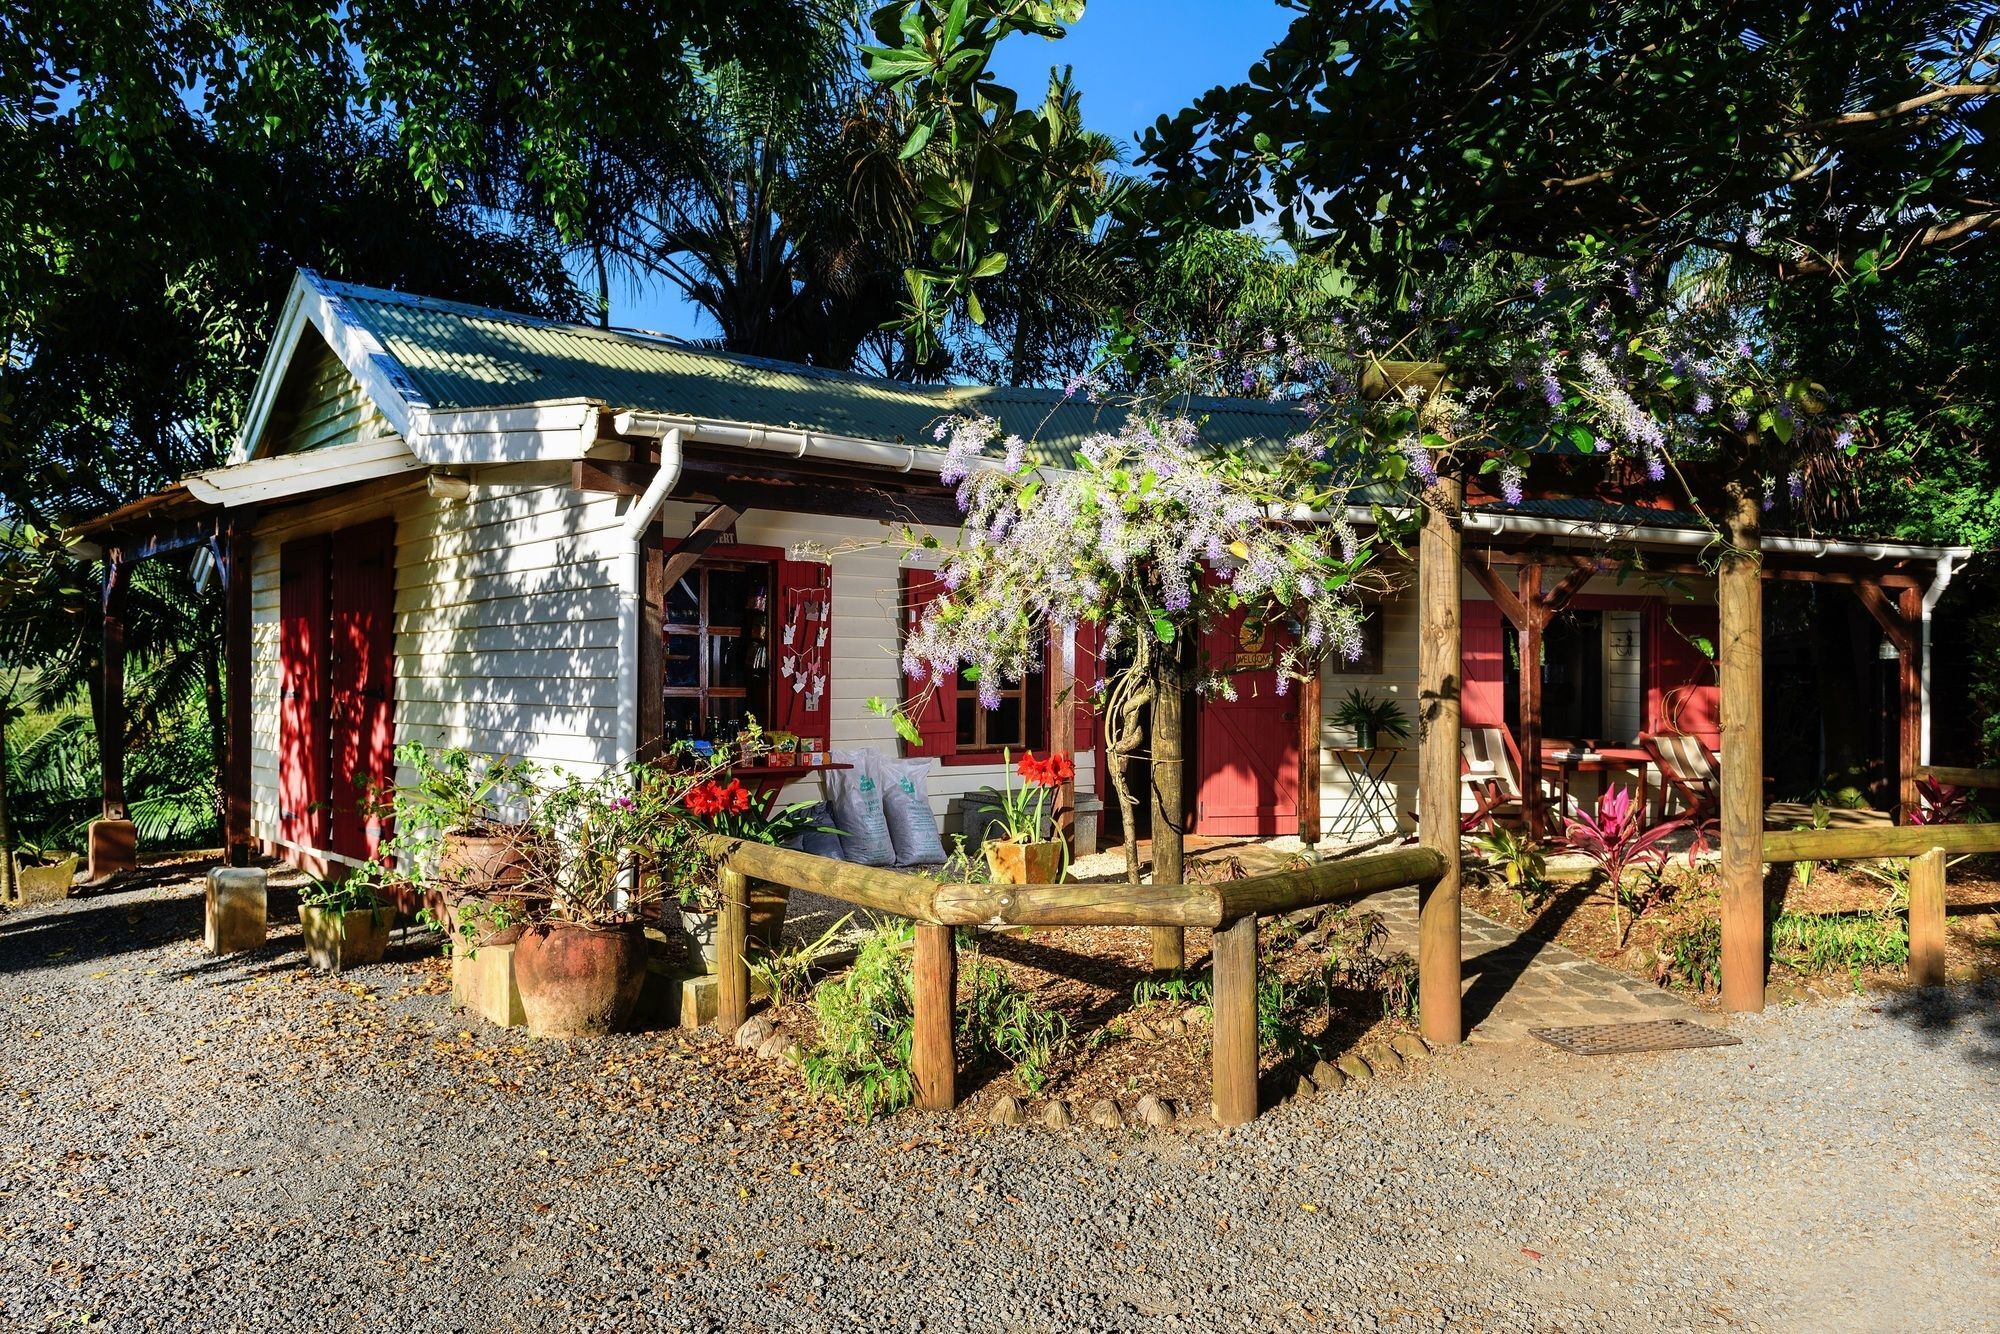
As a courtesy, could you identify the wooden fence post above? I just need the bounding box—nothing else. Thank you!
[912,923,957,1110]
[1297,665,1322,846]
[715,865,751,1034]
[1908,847,1947,987]
[1718,479,1767,1013]
[1210,912,1259,1126]
[1416,470,1464,1046]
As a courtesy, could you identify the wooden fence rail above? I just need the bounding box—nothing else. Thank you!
[1912,764,2000,791]
[1760,822,2000,988]
[701,838,1446,1124]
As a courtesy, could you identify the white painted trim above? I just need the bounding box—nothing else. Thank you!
[233,270,429,462]
[188,436,426,506]
[405,401,601,465]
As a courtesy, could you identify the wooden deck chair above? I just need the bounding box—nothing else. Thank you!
[1643,732,1720,824]
[1460,725,1527,833]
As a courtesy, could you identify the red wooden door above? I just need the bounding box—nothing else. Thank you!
[1647,602,1721,747]
[1462,600,1508,728]
[1194,606,1299,836]
[278,537,330,852]
[328,520,397,862]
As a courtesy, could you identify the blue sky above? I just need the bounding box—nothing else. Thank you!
[605,0,1295,338]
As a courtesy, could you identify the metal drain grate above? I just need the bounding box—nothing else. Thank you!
[1530,1019,1742,1055]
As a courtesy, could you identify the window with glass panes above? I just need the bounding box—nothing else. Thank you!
[955,669,1046,753]
[661,559,772,745]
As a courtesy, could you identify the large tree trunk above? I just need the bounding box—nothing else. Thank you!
[1149,634,1187,972]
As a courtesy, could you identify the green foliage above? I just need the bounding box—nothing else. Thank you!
[299,872,391,915]
[749,912,853,1008]
[1468,826,1551,913]
[959,957,1070,1094]
[1330,688,1409,742]
[801,919,919,1120]
[1657,918,1723,994]
[1771,912,1910,981]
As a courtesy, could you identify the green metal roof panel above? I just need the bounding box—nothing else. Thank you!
[323,279,1310,467]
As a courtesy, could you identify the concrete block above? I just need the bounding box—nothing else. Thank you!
[88,819,137,881]
[204,867,267,955]
[451,941,525,1028]
[678,973,720,1030]
[11,854,79,906]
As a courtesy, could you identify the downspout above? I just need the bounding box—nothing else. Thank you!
[1918,551,1961,765]
[614,429,684,765]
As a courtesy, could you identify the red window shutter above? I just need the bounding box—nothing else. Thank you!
[900,569,957,758]
[328,520,397,863]
[277,536,331,852]
[1462,600,1508,728]
[1647,601,1722,748]
[774,558,833,752]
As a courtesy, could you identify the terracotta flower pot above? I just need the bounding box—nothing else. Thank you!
[984,839,1064,886]
[513,921,647,1038]
[437,827,532,890]
[298,904,394,972]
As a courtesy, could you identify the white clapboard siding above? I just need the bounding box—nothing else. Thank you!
[1314,561,1423,839]
[1603,609,1645,744]
[248,466,626,858]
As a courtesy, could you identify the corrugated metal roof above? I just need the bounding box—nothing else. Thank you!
[1473,496,1712,531]
[325,279,1309,467]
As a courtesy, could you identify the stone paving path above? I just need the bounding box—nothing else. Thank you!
[1212,837,1702,1042]
[1350,884,1702,1042]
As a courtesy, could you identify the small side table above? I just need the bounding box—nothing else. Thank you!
[1327,747,1403,842]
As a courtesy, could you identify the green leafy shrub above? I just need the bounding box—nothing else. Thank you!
[959,959,1070,1094]
[1771,912,1908,978]
[800,920,917,1120]
[1657,917,1722,993]
[749,913,852,1008]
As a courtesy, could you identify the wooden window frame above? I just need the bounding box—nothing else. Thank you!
[661,552,775,742]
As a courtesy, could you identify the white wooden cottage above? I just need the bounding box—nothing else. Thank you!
[70,270,1970,875]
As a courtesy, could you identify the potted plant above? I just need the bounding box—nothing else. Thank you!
[1331,688,1410,749]
[9,844,79,906]
[386,742,540,932]
[297,870,396,972]
[983,749,1072,885]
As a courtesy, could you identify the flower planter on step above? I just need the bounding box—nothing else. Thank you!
[298,904,394,972]
[11,854,79,906]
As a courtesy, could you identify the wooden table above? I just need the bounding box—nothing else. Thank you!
[1541,745,1655,828]
[716,759,850,818]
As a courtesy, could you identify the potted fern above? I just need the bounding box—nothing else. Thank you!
[1331,689,1410,749]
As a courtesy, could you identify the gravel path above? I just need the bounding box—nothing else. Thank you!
[2,866,1995,1333]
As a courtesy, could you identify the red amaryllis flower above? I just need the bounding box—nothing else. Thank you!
[683,781,726,817]
[1016,752,1074,788]
[722,779,753,814]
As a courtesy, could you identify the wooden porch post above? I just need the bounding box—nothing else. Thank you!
[221,528,255,867]
[1516,564,1546,842]
[1897,585,1923,821]
[1416,471,1464,1045]
[1048,625,1077,848]
[1296,663,1322,846]
[99,552,132,821]
[1718,480,1766,1013]
[1150,636,1187,971]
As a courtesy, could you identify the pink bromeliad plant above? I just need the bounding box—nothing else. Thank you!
[1564,785,1685,947]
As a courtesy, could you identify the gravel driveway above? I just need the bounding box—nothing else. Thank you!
[2,866,1995,1333]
